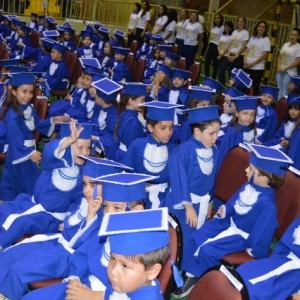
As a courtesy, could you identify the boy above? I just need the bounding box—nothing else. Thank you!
[110,46,131,82]
[76,30,97,58]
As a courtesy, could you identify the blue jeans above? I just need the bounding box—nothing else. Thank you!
[276,71,291,100]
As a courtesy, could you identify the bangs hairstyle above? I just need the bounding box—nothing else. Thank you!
[125,244,170,270]
[223,21,234,35]
[147,119,160,127]
[253,20,268,37]
[255,166,285,189]
[286,102,300,122]
[191,119,221,133]
[213,13,223,27]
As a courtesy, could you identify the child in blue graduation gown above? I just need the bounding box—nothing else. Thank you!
[143,47,160,83]
[75,30,97,58]
[60,26,76,51]
[110,46,131,82]
[236,215,300,300]
[122,101,181,208]
[288,117,300,170]
[0,120,91,248]
[0,73,60,201]
[0,157,129,300]
[255,85,279,143]
[173,145,292,298]
[115,82,147,162]
[165,106,221,296]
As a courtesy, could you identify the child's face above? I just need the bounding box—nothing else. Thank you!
[172,77,186,88]
[156,70,167,81]
[82,37,92,46]
[159,50,166,58]
[63,32,71,41]
[89,86,97,98]
[102,200,127,215]
[12,84,34,105]
[104,42,111,54]
[147,121,174,144]
[245,163,266,186]
[114,53,125,61]
[261,93,274,106]
[223,97,236,114]
[81,74,93,89]
[71,139,91,165]
[51,48,62,61]
[235,109,256,126]
[17,28,25,36]
[194,122,220,148]
[288,82,296,92]
[196,100,210,108]
[108,253,152,294]
[163,57,172,66]
[289,106,300,119]
[154,49,160,59]
[128,96,145,112]
[83,175,102,203]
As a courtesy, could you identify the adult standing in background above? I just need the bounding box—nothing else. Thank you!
[183,11,203,69]
[152,4,168,34]
[162,9,177,45]
[134,0,151,48]
[175,8,188,57]
[276,28,300,100]
[243,20,271,95]
[204,13,224,79]
[127,2,142,46]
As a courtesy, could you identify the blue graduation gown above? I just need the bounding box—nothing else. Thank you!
[76,45,97,58]
[115,109,146,162]
[62,40,76,52]
[0,104,54,201]
[122,134,175,208]
[10,35,32,58]
[143,58,159,81]
[236,216,300,300]
[168,86,189,107]
[111,60,131,82]
[288,127,300,170]
[100,55,114,77]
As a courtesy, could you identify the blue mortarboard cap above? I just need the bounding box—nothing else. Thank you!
[5,66,33,73]
[52,43,68,55]
[99,27,110,35]
[158,44,172,52]
[92,77,123,102]
[189,86,215,101]
[45,16,56,24]
[151,34,163,41]
[81,30,93,39]
[38,15,45,20]
[233,69,252,89]
[5,15,18,21]
[222,86,244,98]
[57,25,66,32]
[248,144,293,176]
[98,208,169,255]
[83,24,94,33]
[79,57,101,69]
[114,29,126,39]
[144,31,152,39]
[41,30,60,38]
[200,76,224,93]
[233,96,259,111]
[40,37,55,49]
[63,27,75,35]
[94,22,103,30]
[80,155,132,178]
[186,105,220,124]
[140,101,183,121]
[173,68,190,80]
[113,46,130,55]
[165,51,180,61]
[93,173,158,202]
[122,82,148,96]
[19,23,32,34]
[31,12,38,18]
[157,63,172,78]
[10,73,35,85]
[62,21,73,29]
[1,59,19,68]
[84,66,104,80]
[60,122,92,139]
[287,94,300,105]
[290,75,300,88]
[260,85,279,99]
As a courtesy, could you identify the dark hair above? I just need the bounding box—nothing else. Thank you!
[256,167,284,189]
[147,119,160,127]
[253,20,268,37]
[213,13,223,27]
[129,200,146,209]
[232,112,257,132]
[163,9,177,31]
[286,102,300,122]
[125,244,170,270]
[134,2,142,14]
[191,119,221,133]
[159,5,168,16]
[2,86,25,119]
[141,1,150,18]
[237,16,247,27]
[291,27,300,43]
[223,21,234,35]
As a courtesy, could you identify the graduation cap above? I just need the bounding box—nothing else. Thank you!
[63,27,75,35]
[144,31,152,39]
[92,172,158,202]
[122,82,148,96]
[151,34,163,42]
[186,105,220,124]
[45,16,56,24]
[80,30,93,39]
[60,122,93,139]
[157,63,172,78]
[200,76,224,93]
[10,73,35,86]
[62,21,73,29]
[52,43,68,55]
[84,66,104,81]
[98,208,169,256]
[233,96,259,111]
[231,68,239,75]
[40,37,55,49]
[189,86,215,101]
[260,85,279,99]
[173,68,190,80]
[287,93,300,105]
[79,57,101,69]
[38,15,45,20]
[31,12,38,18]
[114,29,126,39]
[4,14,18,21]
[165,51,180,61]
[139,101,183,121]
[80,155,133,178]
[99,27,110,36]
[0,59,19,68]
[94,22,104,30]
[83,24,94,33]
[113,46,130,55]
[92,77,123,102]
[222,86,244,98]
[18,23,32,34]
[290,75,300,88]
[248,144,293,176]
[233,69,252,89]
[158,44,172,52]
[5,65,33,73]
[41,30,60,38]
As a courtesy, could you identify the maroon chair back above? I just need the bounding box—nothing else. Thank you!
[129,40,138,55]
[176,58,186,70]
[131,58,146,82]
[66,52,78,80]
[125,52,134,71]
[275,98,288,128]
[70,58,83,86]
[171,44,178,54]
[188,62,201,85]
[30,30,40,48]
[32,94,48,144]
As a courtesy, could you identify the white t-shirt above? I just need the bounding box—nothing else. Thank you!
[184,21,203,46]
[128,13,139,30]
[218,34,232,57]
[279,42,300,76]
[230,29,249,55]
[152,15,168,33]
[163,20,176,44]
[137,11,150,29]
[176,19,188,40]
[245,36,271,70]
[209,25,224,45]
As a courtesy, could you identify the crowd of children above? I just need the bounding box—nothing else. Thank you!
[0,8,299,300]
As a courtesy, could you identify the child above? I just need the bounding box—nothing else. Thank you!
[165,105,221,296]
[122,101,182,208]
[38,43,70,96]
[96,27,110,60]
[288,104,300,170]
[217,95,258,169]
[76,30,97,58]
[37,15,46,33]
[256,85,279,143]
[200,76,225,96]
[0,156,130,300]
[110,46,131,82]
[143,47,160,83]
[115,82,147,162]
[263,94,300,152]
[100,41,115,77]
[0,73,60,201]
[28,12,39,30]
[10,23,33,59]
[288,75,300,94]
[163,51,180,69]
[60,26,76,51]
[0,120,91,248]
[173,144,292,298]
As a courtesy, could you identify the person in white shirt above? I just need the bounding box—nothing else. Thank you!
[135,0,151,48]
[162,9,177,45]
[127,2,142,46]
[205,13,224,79]
[243,20,271,95]
[152,4,168,34]
[175,8,188,56]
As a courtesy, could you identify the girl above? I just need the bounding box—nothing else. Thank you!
[217,96,258,169]
[95,27,111,60]
[205,13,224,79]
[135,0,151,48]
[276,27,300,100]
[152,4,168,34]
[60,27,76,52]
[175,8,188,57]
[10,23,33,59]
[143,47,160,83]
[162,8,177,45]
[100,41,115,77]
[127,2,142,46]
[0,73,60,201]
[115,83,147,162]
[243,20,271,95]
[163,51,180,69]
[123,101,181,209]
[165,105,221,297]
